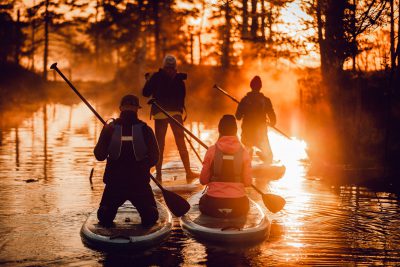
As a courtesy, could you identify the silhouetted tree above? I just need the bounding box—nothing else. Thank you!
[0,3,25,65]
[27,0,73,79]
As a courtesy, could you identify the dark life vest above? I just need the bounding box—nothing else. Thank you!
[211,146,243,183]
[107,123,148,161]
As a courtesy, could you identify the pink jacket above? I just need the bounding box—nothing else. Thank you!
[200,136,252,198]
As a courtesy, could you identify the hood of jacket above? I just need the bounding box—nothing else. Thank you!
[215,136,242,154]
[246,91,265,99]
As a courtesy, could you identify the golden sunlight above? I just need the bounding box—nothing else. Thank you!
[269,130,308,166]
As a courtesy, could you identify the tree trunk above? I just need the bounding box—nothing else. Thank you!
[14,9,20,64]
[30,1,36,71]
[324,0,346,78]
[267,1,274,43]
[43,0,49,80]
[198,0,205,64]
[316,0,327,76]
[221,1,231,68]
[190,32,194,64]
[261,0,265,39]
[242,0,248,37]
[389,0,395,70]
[250,0,258,39]
[397,0,400,76]
[152,0,160,62]
[350,0,357,71]
[95,0,100,68]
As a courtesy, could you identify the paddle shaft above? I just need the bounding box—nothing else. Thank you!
[184,134,203,164]
[213,84,291,140]
[50,63,165,192]
[149,100,274,198]
[149,100,208,149]
[51,63,106,125]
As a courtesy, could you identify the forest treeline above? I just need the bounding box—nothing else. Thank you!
[1,0,400,180]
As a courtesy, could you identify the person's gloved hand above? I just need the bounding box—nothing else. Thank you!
[101,120,115,139]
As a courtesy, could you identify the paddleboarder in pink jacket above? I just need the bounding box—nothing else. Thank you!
[199,115,252,218]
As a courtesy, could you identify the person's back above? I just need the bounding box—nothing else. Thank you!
[95,111,158,189]
[199,115,252,218]
[143,69,187,115]
[94,95,160,227]
[238,91,275,130]
[235,76,276,163]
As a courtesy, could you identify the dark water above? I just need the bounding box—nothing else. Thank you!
[0,102,399,266]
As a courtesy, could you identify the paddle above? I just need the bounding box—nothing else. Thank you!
[50,62,190,217]
[213,84,291,140]
[148,99,286,213]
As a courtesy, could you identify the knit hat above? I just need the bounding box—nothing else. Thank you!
[120,94,141,108]
[250,75,262,91]
[218,114,237,136]
[163,55,177,69]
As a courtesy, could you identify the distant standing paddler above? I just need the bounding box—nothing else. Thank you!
[142,55,199,182]
[235,76,276,164]
[94,95,160,228]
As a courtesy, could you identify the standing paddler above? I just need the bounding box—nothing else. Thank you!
[94,95,160,228]
[235,75,277,164]
[142,55,199,182]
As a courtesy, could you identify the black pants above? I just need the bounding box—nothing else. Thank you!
[199,194,250,218]
[97,184,159,227]
[155,115,191,175]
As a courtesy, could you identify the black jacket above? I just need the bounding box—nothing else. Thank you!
[235,91,276,130]
[142,68,187,115]
[94,111,159,189]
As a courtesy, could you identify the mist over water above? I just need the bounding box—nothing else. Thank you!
[0,91,399,266]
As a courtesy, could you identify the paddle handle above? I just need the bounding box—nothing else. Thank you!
[213,84,291,140]
[51,63,164,189]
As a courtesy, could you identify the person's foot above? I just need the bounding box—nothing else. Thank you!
[141,221,157,229]
[98,221,115,228]
[186,171,200,182]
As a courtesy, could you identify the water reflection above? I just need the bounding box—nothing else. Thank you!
[0,101,399,266]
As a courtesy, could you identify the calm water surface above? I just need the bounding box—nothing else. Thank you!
[0,102,399,266]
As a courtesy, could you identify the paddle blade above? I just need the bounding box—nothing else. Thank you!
[262,193,286,213]
[161,189,191,217]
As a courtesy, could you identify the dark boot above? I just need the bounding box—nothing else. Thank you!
[155,165,162,182]
[179,149,199,181]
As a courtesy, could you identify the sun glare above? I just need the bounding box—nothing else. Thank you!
[269,130,308,164]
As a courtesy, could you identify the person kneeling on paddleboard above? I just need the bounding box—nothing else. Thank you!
[199,115,252,218]
[94,95,160,228]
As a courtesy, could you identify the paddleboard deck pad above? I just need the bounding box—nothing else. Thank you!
[180,192,270,244]
[81,201,172,250]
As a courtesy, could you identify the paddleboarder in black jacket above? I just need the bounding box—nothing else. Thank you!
[94,95,160,227]
[235,76,276,164]
[142,54,199,182]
